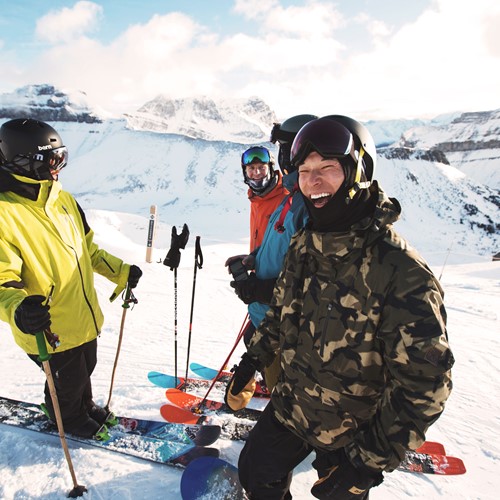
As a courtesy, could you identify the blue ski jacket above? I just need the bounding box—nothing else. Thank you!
[248,171,309,328]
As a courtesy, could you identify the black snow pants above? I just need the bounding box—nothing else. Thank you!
[238,401,313,499]
[29,338,98,431]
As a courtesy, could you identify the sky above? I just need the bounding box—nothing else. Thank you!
[1,0,499,120]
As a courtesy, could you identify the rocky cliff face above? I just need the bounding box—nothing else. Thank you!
[398,110,500,188]
[124,95,277,142]
[379,146,450,165]
[0,84,103,123]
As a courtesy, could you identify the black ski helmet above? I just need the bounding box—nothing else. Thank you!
[291,115,376,200]
[322,114,377,183]
[0,118,68,180]
[241,146,276,194]
[269,114,318,174]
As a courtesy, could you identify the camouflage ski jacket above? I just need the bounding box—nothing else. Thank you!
[247,182,454,472]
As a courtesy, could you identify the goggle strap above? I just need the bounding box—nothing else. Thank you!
[348,147,370,199]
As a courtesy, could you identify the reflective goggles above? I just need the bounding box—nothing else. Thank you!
[241,146,271,166]
[290,118,355,169]
[44,146,68,171]
[9,145,68,176]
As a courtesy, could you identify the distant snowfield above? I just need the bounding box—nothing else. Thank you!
[0,207,499,499]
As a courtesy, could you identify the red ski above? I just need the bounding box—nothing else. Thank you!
[399,451,466,475]
[415,441,446,455]
[164,388,264,421]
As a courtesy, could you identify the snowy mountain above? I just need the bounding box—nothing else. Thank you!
[397,109,500,189]
[0,84,498,257]
[124,95,277,142]
[0,84,109,123]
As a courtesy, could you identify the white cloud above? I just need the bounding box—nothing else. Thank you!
[8,0,499,120]
[234,0,345,37]
[35,1,103,43]
[233,0,280,20]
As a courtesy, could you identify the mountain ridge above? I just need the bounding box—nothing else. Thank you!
[0,84,498,257]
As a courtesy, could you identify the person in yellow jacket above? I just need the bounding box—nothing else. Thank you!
[0,118,142,438]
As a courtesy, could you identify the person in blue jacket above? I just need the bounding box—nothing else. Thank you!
[226,114,317,388]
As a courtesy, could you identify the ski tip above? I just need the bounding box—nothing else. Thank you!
[148,371,182,389]
[160,404,203,425]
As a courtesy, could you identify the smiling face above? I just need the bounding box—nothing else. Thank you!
[298,151,345,208]
[245,161,270,181]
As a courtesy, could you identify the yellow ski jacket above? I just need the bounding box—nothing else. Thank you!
[0,176,130,354]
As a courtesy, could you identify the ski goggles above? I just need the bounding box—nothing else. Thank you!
[43,146,68,172]
[270,123,294,144]
[9,146,68,176]
[290,118,355,169]
[241,146,271,166]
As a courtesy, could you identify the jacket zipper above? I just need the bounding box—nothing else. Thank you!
[62,205,100,333]
[320,302,333,357]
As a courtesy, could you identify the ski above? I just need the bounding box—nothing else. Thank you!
[189,362,228,380]
[415,441,446,455]
[181,448,465,500]
[148,364,270,398]
[160,403,255,441]
[0,396,220,468]
[181,456,244,500]
[399,451,466,475]
[159,394,454,467]
[165,388,264,421]
[189,362,270,398]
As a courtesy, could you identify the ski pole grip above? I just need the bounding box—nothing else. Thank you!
[195,236,203,269]
[122,284,132,309]
[35,331,51,362]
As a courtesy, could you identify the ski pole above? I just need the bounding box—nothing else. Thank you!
[162,223,190,385]
[183,236,203,390]
[174,266,179,384]
[195,314,249,410]
[106,285,137,410]
[35,331,87,498]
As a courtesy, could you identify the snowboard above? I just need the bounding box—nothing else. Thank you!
[180,456,244,500]
[0,396,220,468]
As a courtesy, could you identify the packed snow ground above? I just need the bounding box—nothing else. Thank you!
[0,208,498,500]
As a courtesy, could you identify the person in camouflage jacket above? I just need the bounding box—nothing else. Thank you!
[225,116,454,500]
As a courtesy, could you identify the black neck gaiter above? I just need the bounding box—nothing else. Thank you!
[0,169,40,200]
[302,184,376,232]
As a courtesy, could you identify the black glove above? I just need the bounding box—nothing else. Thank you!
[224,353,261,411]
[14,295,51,335]
[311,448,383,499]
[163,224,190,270]
[230,273,276,305]
[127,265,143,288]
